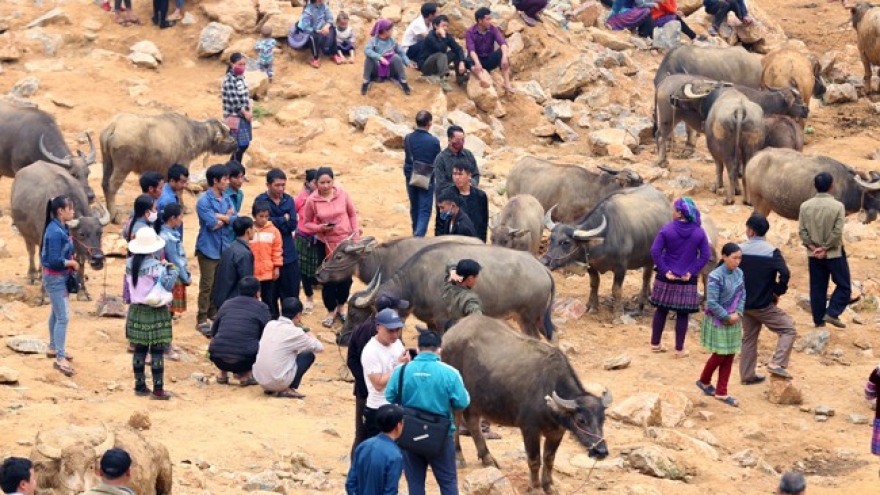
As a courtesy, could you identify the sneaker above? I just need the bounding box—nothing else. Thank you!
[159,20,176,29]
[439,78,453,93]
[134,387,152,397]
[456,73,469,86]
[708,25,719,36]
[150,390,173,400]
[361,81,371,95]
[401,82,412,95]
[741,375,766,385]
[309,58,321,69]
[767,367,793,379]
[823,314,846,328]
[332,54,344,65]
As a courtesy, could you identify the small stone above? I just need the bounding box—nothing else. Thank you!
[823,83,858,104]
[6,335,47,354]
[814,405,835,417]
[130,40,162,62]
[608,393,662,427]
[697,411,713,422]
[653,20,682,50]
[628,446,694,480]
[589,27,636,51]
[799,405,812,413]
[197,22,234,57]
[554,119,580,143]
[243,471,281,492]
[732,449,759,468]
[321,427,340,438]
[846,413,869,425]
[26,8,71,28]
[348,105,379,130]
[462,467,518,495]
[128,410,152,430]
[603,355,631,370]
[794,330,830,355]
[181,12,197,25]
[544,101,574,121]
[766,376,804,405]
[815,414,829,422]
[128,52,159,70]
[0,366,20,384]
[11,77,40,98]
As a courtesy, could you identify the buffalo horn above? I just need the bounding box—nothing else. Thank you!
[596,164,619,175]
[35,432,62,459]
[352,273,382,308]
[67,217,81,229]
[544,205,558,231]
[92,423,116,458]
[584,382,613,408]
[572,215,607,240]
[39,134,72,168]
[84,133,96,164]
[342,243,363,254]
[95,203,111,226]
[854,174,880,191]
[551,390,578,412]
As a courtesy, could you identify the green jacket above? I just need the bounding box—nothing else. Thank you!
[442,264,482,318]
[83,483,135,495]
[798,193,845,259]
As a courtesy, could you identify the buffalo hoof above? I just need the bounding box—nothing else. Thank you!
[723,198,735,206]
[743,199,752,207]
[709,184,719,194]
[654,159,668,168]
[480,454,499,469]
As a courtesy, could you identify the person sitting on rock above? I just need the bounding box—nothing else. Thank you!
[417,15,469,91]
[651,0,702,41]
[607,0,656,39]
[465,7,513,92]
[515,0,548,27]
[435,188,478,239]
[208,277,271,386]
[703,0,753,36]
[361,19,416,96]
[288,0,337,68]
[335,12,356,64]
[401,2,438,62]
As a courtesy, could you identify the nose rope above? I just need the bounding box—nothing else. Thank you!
[72,236,103,258]
[572,421,606,451]
[543,246,583,264]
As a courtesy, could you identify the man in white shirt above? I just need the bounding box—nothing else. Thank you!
[401,2,438,60]
[0,457,35,495]
[361,308,411,438]
[253,298,324,399]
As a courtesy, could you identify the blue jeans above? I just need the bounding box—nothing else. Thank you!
[402,435,458,495]
[43,273,70,359]
[405,171,434,237]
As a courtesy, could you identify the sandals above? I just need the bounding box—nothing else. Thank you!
[695,380,716,396]
[304,300,314,314]
[651,345,667,353]
[276,389,305,399]
[674,350,690,359]
[240,376,258,387]
[46,352,73,361]
[54,361,75,377]
[336,312,347,323]
[715,395,739,407]
[216,376,229,385]
[321,315,335,328]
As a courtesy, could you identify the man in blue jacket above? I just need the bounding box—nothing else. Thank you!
[403,111,441,237]
[345,404,405,495]
[254,168,301,311]
[385,331,470,495]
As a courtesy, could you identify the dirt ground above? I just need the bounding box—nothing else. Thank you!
[1,0,880,493]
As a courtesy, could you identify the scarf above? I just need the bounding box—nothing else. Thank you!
[674,197,701,225]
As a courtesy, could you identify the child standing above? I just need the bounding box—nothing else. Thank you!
[335,12,356,64]
[866,364,880,469]
[696,242,745,408]
[251,201,284,319]
[254,24,278,82]
[157,204,191,317]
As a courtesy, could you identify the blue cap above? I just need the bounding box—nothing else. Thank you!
[376,308,404,329]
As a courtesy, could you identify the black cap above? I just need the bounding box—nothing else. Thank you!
[376,293,410,311]
[455,259,481,278]
[100,449,131,479]
[417,330,442,348]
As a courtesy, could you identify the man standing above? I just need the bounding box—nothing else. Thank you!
[0,457,35,495]
[433,125,480,200]
[465,7,513,92]
[418,15,469,91]
[435,189,478,239]
[739,214,796,385]
[255,169,302,309]
[83,449,136,495]
[195,164,237,334]
[447,163,488,242]
[345,404,405,495]
[362,308,411,439]
[798,172,852,328]
[253,298,324,398]
[385,331,470,495]
[401,2,438,61]
[404,111,441,237]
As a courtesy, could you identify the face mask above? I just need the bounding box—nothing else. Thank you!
[232,65,246,76]
[147,211,158,223]
[439,210,452,221]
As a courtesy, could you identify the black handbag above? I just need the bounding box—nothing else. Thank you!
[394,363,451,458]
[66,271,80,294]
[405,134,435,190]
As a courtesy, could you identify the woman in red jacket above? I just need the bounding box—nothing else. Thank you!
[651,0,701,41]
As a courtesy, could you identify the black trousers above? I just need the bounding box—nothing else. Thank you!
[808,250,852,324]
[363,406,382,440]
[277,261,301,304]
[322,277,352,312]
[260,280,278,319]
[351,395,368,459]
[705,0,746,28]
[152,0,169,24]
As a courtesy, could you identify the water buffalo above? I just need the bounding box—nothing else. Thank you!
[349,243,556,339]
[12,161,110,301]
[763,115,804,151]
[705,89,765,205]
[761,48,826,107]
[543,185,670,320]
[489,194,544,255]
[654,45,764,88]
[101,112,237,221]
[851,3,880,94]
[444,314,611,493]
[654,74,807,166]
[0,104,97,202]
[745,148,880,223]
[506,156,643,223]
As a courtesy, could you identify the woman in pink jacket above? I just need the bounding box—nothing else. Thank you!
[302,167,361,327]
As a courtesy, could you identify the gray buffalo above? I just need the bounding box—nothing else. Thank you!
[101,112,238,221]
[763,115,804,151]
[0,104,97,202]
[705,89,765,205]
[348,243,556,339]
[489,194,544,255]
[745,148,880,223]
[506,156,643,224]
[654,74,807,166]
[444,314,611,493]
[654,45,764,88]
[543,185,670,319]
[12,161,110,301]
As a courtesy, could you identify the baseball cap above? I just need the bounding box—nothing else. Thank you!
[417,330,442,348]
[100,448,132,479]
[455,259,481,278]
[376,308,404,329]
[376,293,410,311]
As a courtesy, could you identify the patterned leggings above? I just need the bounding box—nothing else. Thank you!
[133,344,166,393]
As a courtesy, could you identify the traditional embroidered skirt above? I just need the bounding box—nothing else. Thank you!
[873,418,880,455]
[126,304,173,346]
[700,314,742,355]
[170,280,187,314]
[650,275,701,313]
[296,233,324,278]
[606,8,651,31]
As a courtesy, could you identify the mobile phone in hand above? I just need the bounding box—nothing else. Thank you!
[325,222,336,227]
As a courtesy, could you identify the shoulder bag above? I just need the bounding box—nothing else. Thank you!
[394,363,452,458]
[144,265,173,308]
[406,134,435,190]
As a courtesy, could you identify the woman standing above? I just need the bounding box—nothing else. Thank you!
[126,228,179,400]
[302,167,360,328]
[295,169,321,313]
[125,195,158,242]
[42,196,79,377]
[607,0,655,38]
[696,243,745,408]
[649,197,711,357]
[222,53,253,164]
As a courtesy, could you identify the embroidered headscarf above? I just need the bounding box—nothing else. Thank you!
[674,197,700,225]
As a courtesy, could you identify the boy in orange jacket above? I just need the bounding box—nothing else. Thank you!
[251,201,284,319]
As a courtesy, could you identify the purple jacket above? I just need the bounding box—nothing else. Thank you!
[651,220,711,279]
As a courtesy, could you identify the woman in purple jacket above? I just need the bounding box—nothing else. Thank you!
[649,197,711,357]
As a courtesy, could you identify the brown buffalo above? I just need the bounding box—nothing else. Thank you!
[763,115,804,151]
[852,3,880,93]
[761,48,825,109]
[705,89,765,205]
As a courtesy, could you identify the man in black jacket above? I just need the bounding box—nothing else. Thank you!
[208,277,271,385]
[739,214,796,385]
[448,162,488,242]
[435,187,478,238]
[418,15,469,91]
[212,217,255,312]
[254,168,301,305]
